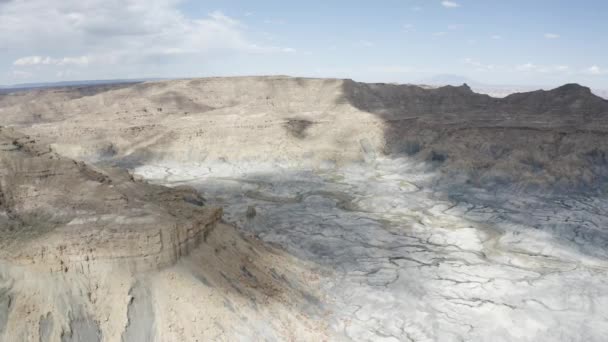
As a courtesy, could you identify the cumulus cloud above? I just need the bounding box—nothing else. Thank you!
[516,63,570,73]
[441,1,460,8]
[586,65,607,75]
[0,0,291,79]
[14,56,90,67]
[544,33,560,39]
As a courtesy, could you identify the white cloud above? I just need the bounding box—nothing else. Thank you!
[13,56,52,66]
[441,1,460,8]
[14,55,90,67]
[368,65,412,73]
[516,63,571,73]
[0,0,291,79]
[491,35,502,40]
[586,65,607,75]
[544,33,560,39]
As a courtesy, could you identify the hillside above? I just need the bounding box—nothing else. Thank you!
[1,76,607,190]
[0,127,329,341]
[1,77,608,341]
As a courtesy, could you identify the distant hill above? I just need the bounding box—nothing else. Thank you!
[419,74,608,99]
[0,78,166,93]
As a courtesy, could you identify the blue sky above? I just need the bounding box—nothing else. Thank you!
[1,0,607,88]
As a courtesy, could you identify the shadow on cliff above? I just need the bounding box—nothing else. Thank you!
[339,80,608,194]
[335,80,608,256]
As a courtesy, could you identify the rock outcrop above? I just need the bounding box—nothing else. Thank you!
[1,77,607,341]
[0,127,328,341]
[0,126,221,272]
[1,77,606,190]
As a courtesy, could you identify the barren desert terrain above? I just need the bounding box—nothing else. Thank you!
[1,76,608,341]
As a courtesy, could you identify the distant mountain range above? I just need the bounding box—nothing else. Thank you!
[0,78,166,93]
[1,75,606,100]
[418,74,608,99]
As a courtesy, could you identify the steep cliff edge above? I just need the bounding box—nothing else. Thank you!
[0,127,328,341]
[342,81,608,191]
[0,126,222,272]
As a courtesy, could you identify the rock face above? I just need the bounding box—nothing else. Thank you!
[0,127,221,272]
[1,77,606,190]
[343,81,608,190]
[0,127,328,341]
[1,76,608,341]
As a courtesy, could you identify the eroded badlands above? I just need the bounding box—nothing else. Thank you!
[1,76,607,341]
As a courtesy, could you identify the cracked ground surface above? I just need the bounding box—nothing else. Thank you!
[135,158,608,341]
[2,77,608,341]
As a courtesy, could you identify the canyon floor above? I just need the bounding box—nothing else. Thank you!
[134,158,608,342]
[1,76,607,341]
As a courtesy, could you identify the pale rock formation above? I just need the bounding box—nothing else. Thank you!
[1,77,607,341]
[1,77,606,190]
[0,127,329,341]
